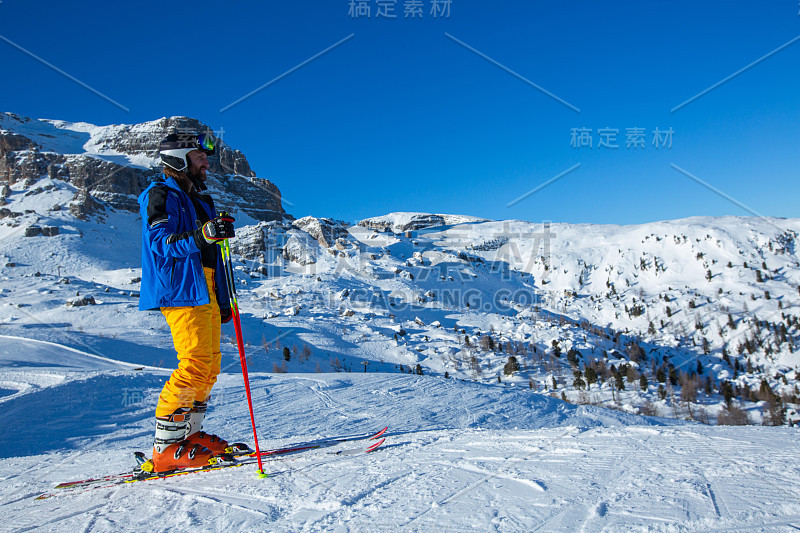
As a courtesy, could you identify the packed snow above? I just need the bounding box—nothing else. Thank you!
[2,338,800,532]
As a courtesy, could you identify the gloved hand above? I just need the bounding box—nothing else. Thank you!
[220,307,233,324]
[196,213,235,246]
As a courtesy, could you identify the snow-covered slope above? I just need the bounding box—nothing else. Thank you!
[1,341,798,532]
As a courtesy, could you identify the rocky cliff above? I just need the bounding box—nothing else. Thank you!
[0,113,288,222]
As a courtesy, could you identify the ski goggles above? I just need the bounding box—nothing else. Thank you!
[196,133,216,155]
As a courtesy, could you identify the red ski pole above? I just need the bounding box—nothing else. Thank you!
[219,238,266,477]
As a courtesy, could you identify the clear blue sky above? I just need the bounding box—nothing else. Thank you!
[1,0,798,225]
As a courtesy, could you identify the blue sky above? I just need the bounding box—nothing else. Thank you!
[1,0,798,225]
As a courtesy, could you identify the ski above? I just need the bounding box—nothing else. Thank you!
[253,426,387,459]
[37,437,386,500]
[36,426,388,500]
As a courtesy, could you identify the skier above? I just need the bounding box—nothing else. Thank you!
[138,132,237,472]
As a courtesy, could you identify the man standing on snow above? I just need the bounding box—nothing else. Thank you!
[137,132,238,472]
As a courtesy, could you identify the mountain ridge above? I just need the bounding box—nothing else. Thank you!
[0,112,288,222]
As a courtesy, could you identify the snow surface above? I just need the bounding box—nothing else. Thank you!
[2,339,800,532]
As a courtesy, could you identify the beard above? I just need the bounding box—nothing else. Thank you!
[187,164,206,183]
[185,163,208,192]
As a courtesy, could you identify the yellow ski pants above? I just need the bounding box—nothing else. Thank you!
[155,267,222,417]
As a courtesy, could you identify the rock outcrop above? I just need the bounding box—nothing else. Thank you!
[0,113,288,222]
[292,216,350,248]
[69,188,105,220]
[358,213,446,233]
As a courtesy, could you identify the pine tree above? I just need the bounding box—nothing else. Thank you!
[722,347,730,366]
[552,340,562,358]
[719,380,734,406]
[639,374,648,390]
[614,372,625,391]
[669,367,678,386]
[503,356,520,376]
[566,349,579,367]
[415,364,424,376]
[757,379,773,402]
[658,384,667,400]
[585,366,598,389]
[283,347,291,362]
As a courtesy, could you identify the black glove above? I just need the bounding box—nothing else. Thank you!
[220,307,233,324]
[196,213,235,246]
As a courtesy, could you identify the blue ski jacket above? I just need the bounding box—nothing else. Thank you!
[138,175,231,311]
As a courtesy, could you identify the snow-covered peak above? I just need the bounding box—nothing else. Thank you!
[0,112,287,222]
[358,212,491,233]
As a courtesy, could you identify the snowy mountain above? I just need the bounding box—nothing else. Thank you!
[0,112,287,222]
[1,113,799,425]
[1,113,799,530]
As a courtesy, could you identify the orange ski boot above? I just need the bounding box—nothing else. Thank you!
[152,440,214,472]
[152,408,214,472]
[184,401,251,455]
[186,431,229,455]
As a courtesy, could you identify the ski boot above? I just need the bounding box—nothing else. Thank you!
[149,408,214,473]
[184,401,252,456]
[151,440,214,473]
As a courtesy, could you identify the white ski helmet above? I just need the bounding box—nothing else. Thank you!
[159,132,216,172]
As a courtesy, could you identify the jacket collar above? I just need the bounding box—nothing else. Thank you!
[162,174,191,195]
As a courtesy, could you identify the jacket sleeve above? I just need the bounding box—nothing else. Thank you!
[144,186,204,258]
